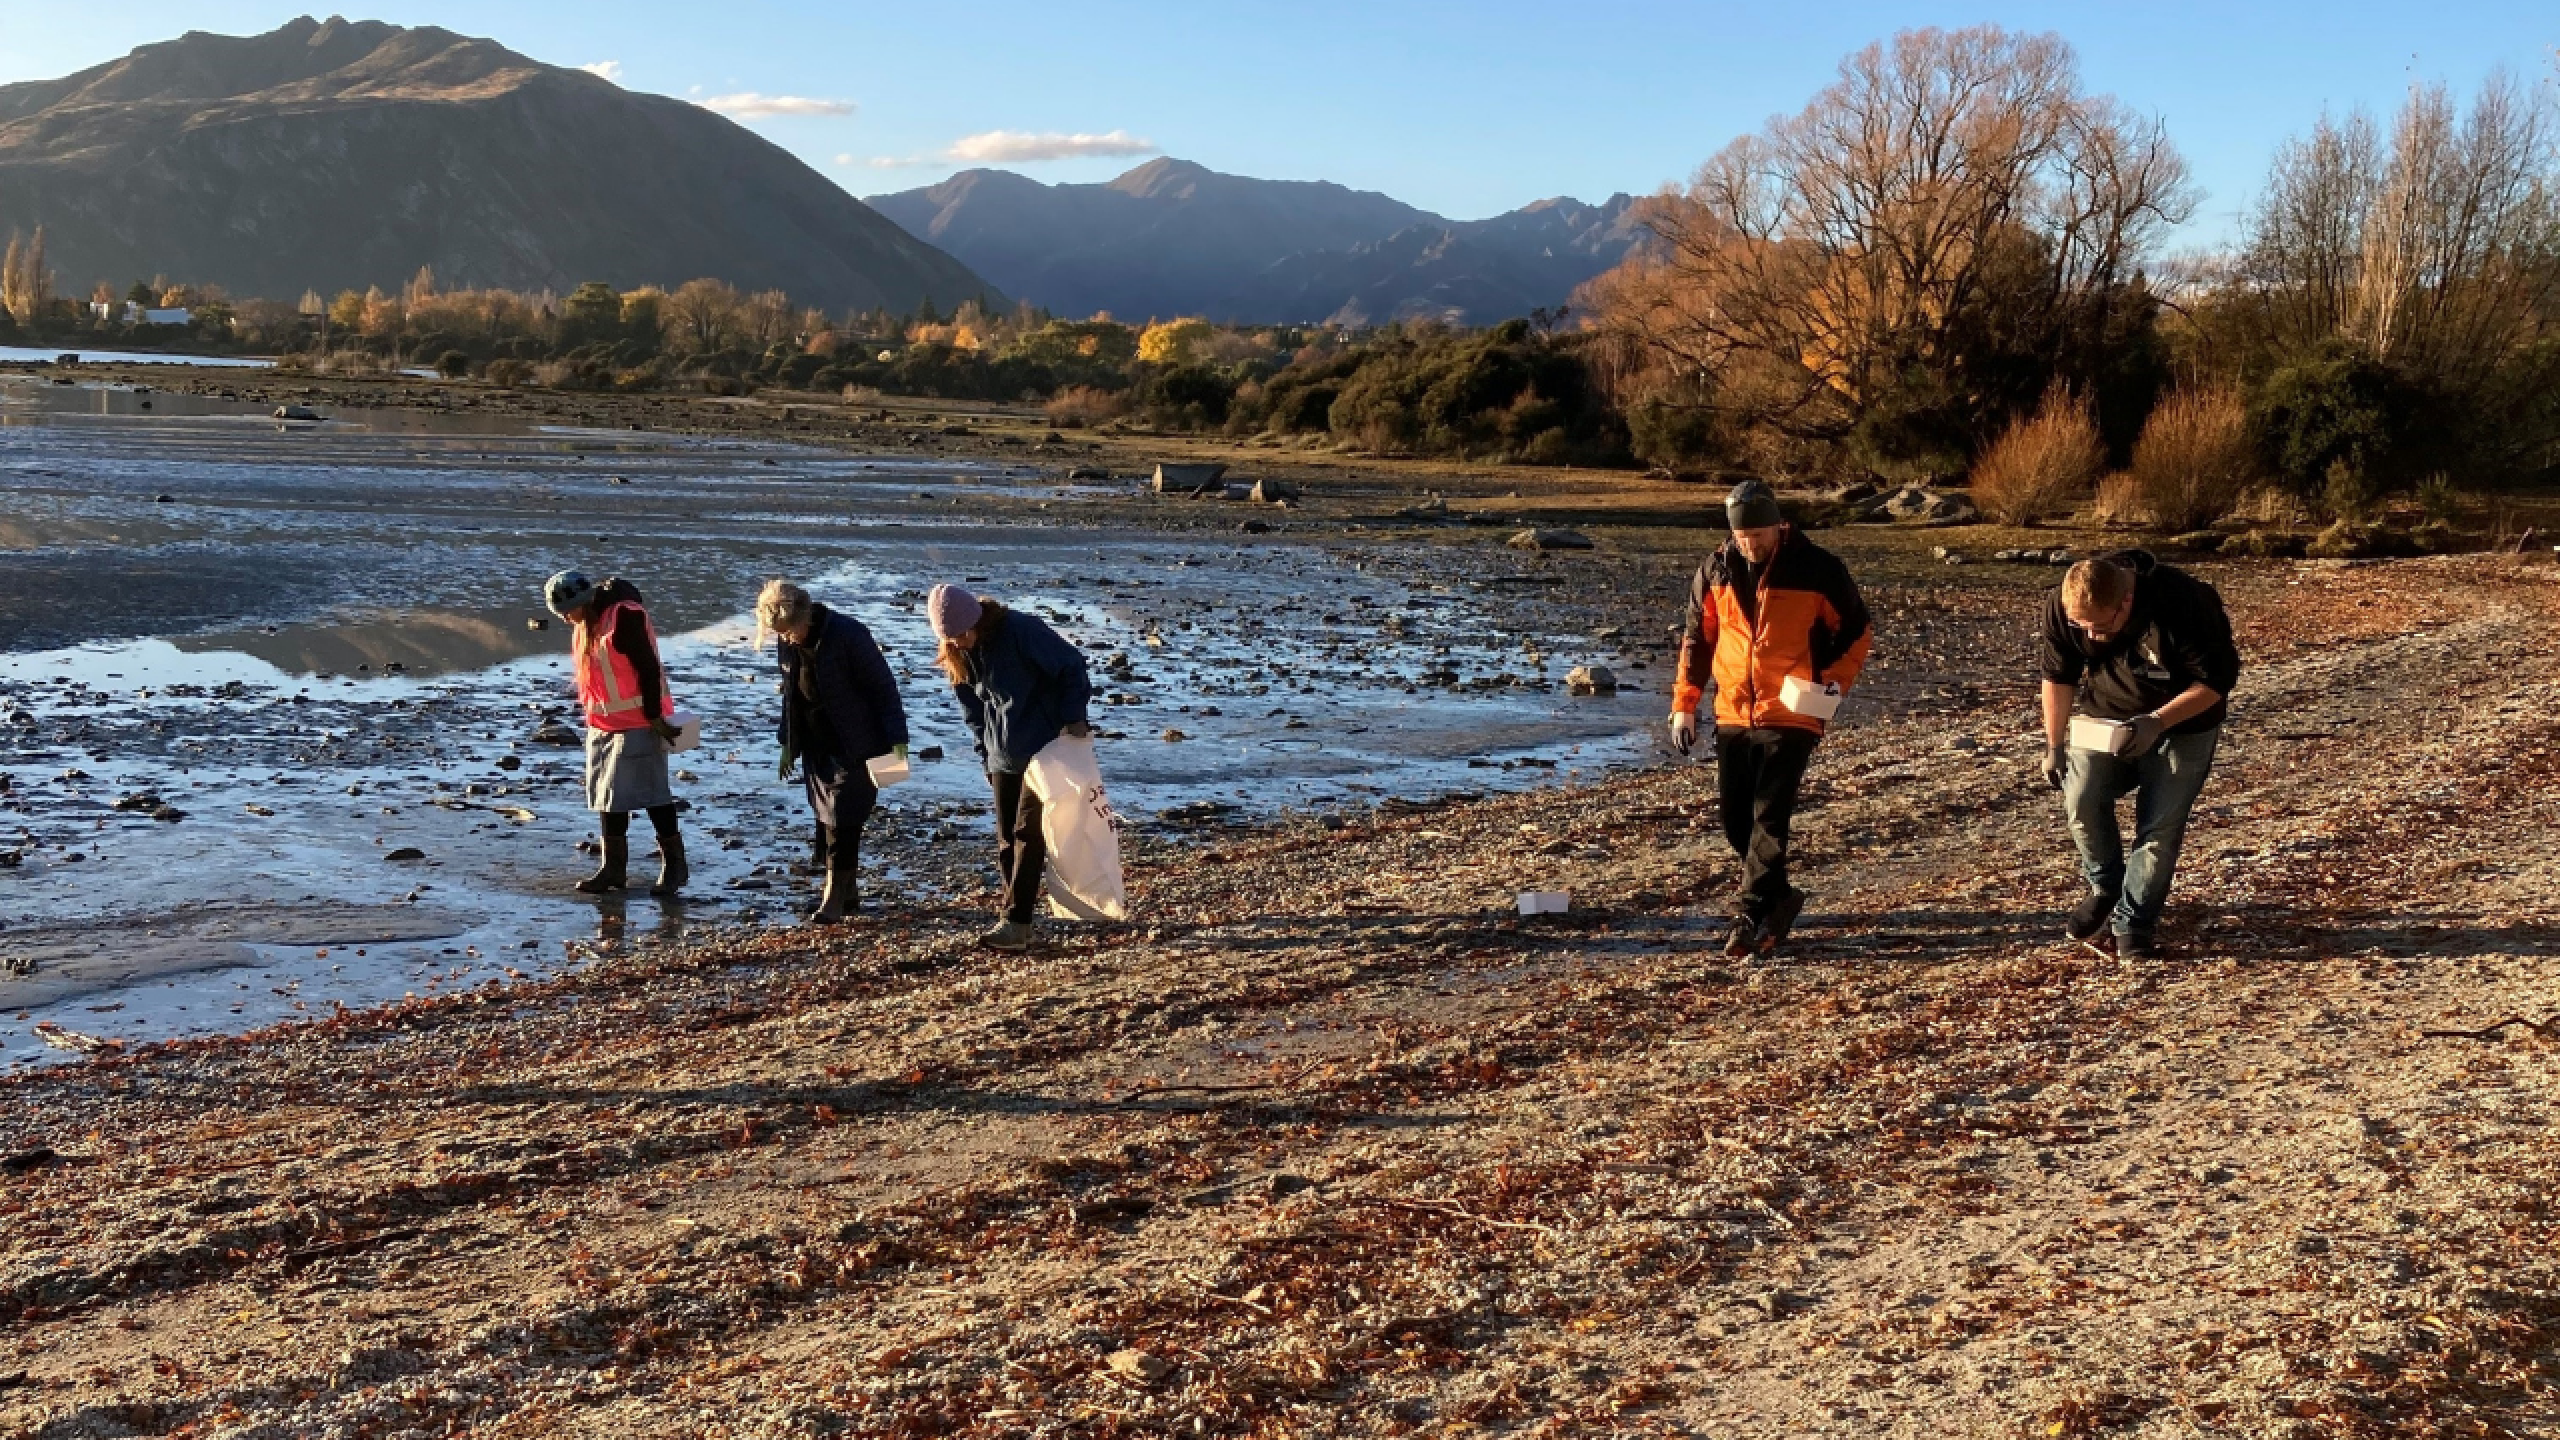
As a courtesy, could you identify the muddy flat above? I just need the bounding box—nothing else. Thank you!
[3,371,2558,1437]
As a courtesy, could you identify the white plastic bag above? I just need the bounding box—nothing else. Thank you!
[1023,734,1129,921]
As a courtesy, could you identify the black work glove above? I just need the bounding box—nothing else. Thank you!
[2041,745,2069,792]
[650,716,681,744]
[1062,721,1093,739]
[2116,713,2166,759]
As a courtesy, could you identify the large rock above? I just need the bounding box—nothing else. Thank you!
[1566,665,1617,696]
[1509,528,1595,551]
[1865,486,1980,526]
[1152,462,1227,493]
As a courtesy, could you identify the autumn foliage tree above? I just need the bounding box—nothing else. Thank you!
[1589,26,2192,480]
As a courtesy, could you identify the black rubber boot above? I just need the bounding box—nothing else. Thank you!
[650,831,689,897]
[575,834,628,894]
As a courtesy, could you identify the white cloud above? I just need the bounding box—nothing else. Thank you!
[847,155,925,169]
[942,129,1158,164]
[698,93,857,119]
[578,60,622,82]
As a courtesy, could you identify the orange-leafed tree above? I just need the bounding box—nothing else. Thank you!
[1587,26,2191,479]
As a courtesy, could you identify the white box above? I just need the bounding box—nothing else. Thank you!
[1779,674,1844,720]
[2068,716,2128,754]
[1515,890,1571,916]
[665,710,702,753]
[865,751,912,787]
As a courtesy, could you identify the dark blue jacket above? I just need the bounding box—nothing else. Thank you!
[777,606,909,772]
[954,609,1091,774]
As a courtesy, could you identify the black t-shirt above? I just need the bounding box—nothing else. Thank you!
[2038,551,2239,734]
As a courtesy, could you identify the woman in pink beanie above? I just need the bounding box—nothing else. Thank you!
[928,584,1093,949]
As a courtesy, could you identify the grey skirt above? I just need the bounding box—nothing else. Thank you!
[585,726,675,813]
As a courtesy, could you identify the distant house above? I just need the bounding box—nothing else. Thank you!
[90,302,193,326]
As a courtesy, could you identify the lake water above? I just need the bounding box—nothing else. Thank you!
[0,373,1656,1065]
[0,345,274,368]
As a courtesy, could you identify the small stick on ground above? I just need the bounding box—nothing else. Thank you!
[2419,1015,2560,1042]
[1361,1197,1560,1238]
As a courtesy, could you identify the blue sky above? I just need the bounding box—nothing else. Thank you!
[3,2,2553,244]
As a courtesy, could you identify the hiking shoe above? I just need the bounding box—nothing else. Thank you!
[2116,932,2160,961]
[1757,888,1807,955]
[1722,916,1760,959]
[980,920,1039,952]
[2065,891,2118,953]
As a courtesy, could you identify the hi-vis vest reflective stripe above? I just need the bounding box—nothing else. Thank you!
[575,599,667,733]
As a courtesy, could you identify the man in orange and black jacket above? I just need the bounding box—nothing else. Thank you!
[1670,480,1872,957]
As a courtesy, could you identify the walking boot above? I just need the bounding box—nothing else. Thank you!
[980,920,1039,951]
[2065,891,2118,955]
[1721,915,1760,959]
[811,863,859,925]
[1756,887,1806,955]
[649,831,689,897]
[574,834,628,894]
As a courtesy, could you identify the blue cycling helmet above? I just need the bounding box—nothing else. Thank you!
[544,569,597,618]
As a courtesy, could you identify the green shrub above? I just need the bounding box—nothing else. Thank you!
[2251,341,2415,502]
[1145,364,1238,427]
[1628,398,1728,471]
[434,350,471,379]
[483,357,532,388]
[2415,473,2461,523]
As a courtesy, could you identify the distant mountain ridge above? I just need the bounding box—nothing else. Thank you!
[868,160,1645,327]
[0,16,992,312]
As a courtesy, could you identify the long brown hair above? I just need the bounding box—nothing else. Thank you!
[934,597,1007,685]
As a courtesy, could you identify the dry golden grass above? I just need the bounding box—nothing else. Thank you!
[1970,386,2105,525]
[1043,385,1129,428]
[2122,386,2258,530]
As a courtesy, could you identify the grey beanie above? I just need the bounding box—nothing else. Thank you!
[927,584,985,641]
[1725,478,1784,530]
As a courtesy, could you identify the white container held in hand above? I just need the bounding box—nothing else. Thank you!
[665,709,702,753]
[865,750,911,787]
[1778,674,1844,720]
[2068,716,2129,754]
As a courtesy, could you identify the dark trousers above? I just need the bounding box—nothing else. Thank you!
[817,779,876,878]
[1715,726,1820,918]
[990,769,1047,924]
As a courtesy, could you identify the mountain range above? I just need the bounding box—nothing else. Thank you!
[0,16,990,314]
[868,160,1648,326]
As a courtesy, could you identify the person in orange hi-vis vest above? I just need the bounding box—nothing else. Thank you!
[1668,480,1871,959]
[544,570,689,897]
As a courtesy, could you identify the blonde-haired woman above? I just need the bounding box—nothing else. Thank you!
[759,580,907,924]
[926,584,1092,950]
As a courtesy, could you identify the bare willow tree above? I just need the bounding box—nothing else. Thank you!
[2238,73,2560,475]
[664,278,744,354]
[2252,77,2549,376]
[1590,27,2192,475]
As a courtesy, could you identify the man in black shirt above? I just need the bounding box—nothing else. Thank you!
[2037,552,2240,959]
